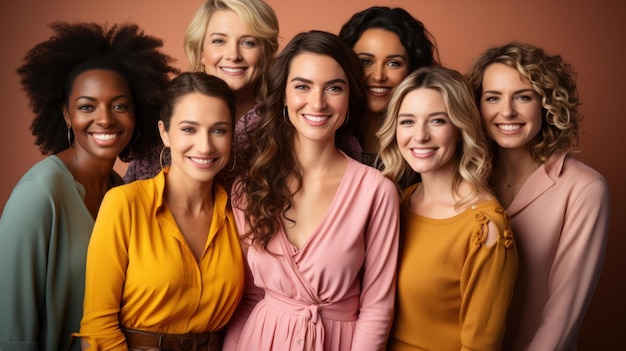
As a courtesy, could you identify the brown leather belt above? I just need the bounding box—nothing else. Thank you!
[121,327,223,351]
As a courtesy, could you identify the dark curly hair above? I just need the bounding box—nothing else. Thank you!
[338,6,439,71]
[466,41,581,163]
[17,21,179,161]
[234,30,366,251]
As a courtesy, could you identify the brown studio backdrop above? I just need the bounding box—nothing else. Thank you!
[1,0,624,348]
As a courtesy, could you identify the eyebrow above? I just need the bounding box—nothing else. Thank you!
[209,32,255,39]
[177,120,232,127]
[398,111,448,118]
[74,94,130,102]
[482,88,535,96]
[358,52,407,60]
[290,77,348,85]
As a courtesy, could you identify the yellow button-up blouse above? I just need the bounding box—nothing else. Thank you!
[75,170,244,349]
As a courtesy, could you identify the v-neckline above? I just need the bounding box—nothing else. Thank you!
[280,154,353,254]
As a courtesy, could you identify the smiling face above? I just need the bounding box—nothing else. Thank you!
[63,69,134,162]
[201,10,263,93]
[480,63,543,151]
[284,52,350,146]
[396,88,460,177]
[353,28,410,114]
[159,92,232,184]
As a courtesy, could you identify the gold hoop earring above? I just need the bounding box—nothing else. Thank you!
[67,126,74,148]
[227,153,237,172]
[283,106,288,120]
[159,146,169,170]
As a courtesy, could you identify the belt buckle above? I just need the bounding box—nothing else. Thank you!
[177,335,198,351]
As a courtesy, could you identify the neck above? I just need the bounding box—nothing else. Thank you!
[163,168,215,215]
[58,148,115,191]
[419,167,456,202]
[493,147,539,188]
[293,137,344,175]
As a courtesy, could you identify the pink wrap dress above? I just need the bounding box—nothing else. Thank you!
[224,156,400,351]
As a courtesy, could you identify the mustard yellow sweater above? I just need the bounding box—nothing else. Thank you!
[389,184,518,351]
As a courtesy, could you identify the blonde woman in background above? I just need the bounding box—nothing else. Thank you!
[125,0,279,189]
[378,66,518,350]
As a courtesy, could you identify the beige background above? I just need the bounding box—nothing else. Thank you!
[1,0,624,348]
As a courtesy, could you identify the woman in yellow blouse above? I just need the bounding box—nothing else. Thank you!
[378,66,518,350]
[74,72,244,350]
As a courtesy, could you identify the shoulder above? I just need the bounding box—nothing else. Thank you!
[347,157,397,195]
[468,200,515,248]
[104,175,159,206]
[7,156,77,203]
[551,152,607,187]
[18,156,73,186]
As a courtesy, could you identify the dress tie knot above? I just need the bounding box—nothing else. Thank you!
[304,304,321,324]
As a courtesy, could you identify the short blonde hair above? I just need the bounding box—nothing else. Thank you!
[184,0,279,97]
[377,66,492,208]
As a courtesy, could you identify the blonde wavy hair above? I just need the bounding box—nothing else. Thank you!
[377,66,492,209]
[466,41,580,163]
[184,0,279,98]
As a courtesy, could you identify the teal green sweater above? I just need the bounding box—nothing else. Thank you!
[0,156,121,351]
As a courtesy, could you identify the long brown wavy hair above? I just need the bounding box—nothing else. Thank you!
[233,30,366,251]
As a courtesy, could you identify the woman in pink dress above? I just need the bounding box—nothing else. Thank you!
[223,30,400,351]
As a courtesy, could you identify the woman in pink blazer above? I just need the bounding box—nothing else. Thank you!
[467,42,610,351]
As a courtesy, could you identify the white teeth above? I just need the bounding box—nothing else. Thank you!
[190,157,216,165]
[498,124,522,131]
[221,67,245,73]
[303,115,329,123]
[369,87,390,94]
[92,133,118,141]
[412,148,434,154]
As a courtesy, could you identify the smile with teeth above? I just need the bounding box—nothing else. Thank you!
[497,123,523,131]
[92,133,119,141]
[369,87,391,94]
[303,114,330,123]
[221,67,246,73]
[189,157,217,165]
[411,148,435,154]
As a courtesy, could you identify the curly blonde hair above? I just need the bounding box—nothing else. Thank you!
[377,66,492,209]
[466,42,580,163]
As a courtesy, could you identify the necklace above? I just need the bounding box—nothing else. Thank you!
[502,174,530,188]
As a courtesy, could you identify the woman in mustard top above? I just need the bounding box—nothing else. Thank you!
[75,72,244,350]
[377,66,518,350]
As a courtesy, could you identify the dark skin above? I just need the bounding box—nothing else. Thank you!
[57,69,135,218]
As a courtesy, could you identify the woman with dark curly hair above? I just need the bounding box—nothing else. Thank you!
[467,42,610,351]
[0,22,176,351]
[338,6,439,168]
[223,31,399,351]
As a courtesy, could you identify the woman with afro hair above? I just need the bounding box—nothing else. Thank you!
[0,21,177,351]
